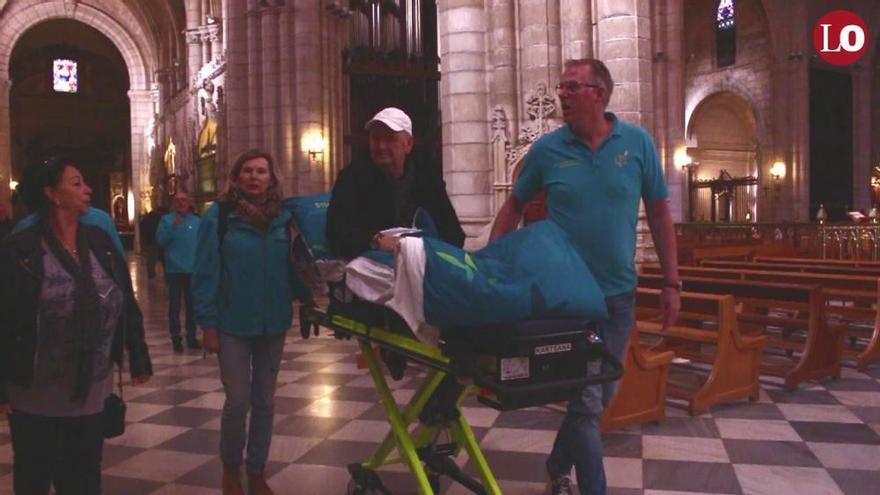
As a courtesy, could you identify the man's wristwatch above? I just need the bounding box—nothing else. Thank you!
[663,280,683,291]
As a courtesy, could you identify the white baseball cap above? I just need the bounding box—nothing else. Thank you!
[365,107,413,135]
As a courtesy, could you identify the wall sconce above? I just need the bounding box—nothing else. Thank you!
[9,179,18,190]
[303,130,326,161]
[674,147,694,171]
[770,161,786,181]
[762,161,786,197]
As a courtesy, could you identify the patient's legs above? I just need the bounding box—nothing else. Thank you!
[546,291,635,495]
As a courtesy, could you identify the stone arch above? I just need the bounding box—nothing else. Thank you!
[0,0,157,232]
[0,1,152,88]
[686,81,764,136]
[686,90,761,222]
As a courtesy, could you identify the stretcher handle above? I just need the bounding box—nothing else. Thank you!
[457,342,623,397]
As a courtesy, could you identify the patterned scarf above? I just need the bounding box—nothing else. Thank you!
[41,221,103,403]
[221,186,282,231]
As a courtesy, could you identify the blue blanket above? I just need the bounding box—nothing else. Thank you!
[422,221,607,328]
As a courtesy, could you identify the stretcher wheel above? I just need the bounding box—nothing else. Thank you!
[345,479,385,495]
[346,464,390,495]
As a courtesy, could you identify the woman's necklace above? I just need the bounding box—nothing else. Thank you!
[60,238,78,256]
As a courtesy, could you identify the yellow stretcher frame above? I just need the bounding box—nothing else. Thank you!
[301,305,502,495]
[299,301,623,495]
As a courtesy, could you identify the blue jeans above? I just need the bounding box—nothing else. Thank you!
[167,273,196,342]
[218,331,286,473]
[546,291,636,495]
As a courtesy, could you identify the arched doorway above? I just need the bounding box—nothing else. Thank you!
[687,91,759,223]
[0,1,155,248]
[9,19,130,229]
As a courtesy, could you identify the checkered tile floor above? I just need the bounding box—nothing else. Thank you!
[2,258,880,494]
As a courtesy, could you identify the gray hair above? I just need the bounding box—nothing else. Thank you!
[563,58,614,106]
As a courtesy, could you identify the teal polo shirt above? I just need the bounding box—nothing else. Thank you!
[513,113,668,296]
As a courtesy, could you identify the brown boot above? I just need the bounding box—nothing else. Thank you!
[222,464,245,495]
[247,471,275,495]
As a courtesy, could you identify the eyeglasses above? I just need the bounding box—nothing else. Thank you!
[554,81,604,94]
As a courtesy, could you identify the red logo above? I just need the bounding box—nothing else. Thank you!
[813,10,869,66]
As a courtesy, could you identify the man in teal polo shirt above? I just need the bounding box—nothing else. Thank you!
[491,59,680,495]
[157,191,201,352]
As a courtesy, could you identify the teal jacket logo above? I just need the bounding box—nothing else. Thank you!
[436,251,478,282]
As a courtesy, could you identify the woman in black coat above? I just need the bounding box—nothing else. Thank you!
[0,156,152,495]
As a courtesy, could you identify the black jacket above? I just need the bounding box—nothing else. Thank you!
[327,156,466,259]
[0,223,153,405]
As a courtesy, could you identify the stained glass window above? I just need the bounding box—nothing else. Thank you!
[53,59,78,93]
[716,0,736,67]
[716,0,735,30]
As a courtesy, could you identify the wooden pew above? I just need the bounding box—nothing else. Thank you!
[641,264,880,370]
[640,274,843,390]
[601,329,675,432]
[754,256,880,269]
[686,243,797,265]
[635,288,766,416]
[701,259,880,278]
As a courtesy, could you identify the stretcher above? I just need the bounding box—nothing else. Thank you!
[298,281,623,495]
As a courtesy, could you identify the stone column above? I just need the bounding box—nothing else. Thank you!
[518,0,562,113]
[439,0,492,237]
[185,0,204,83]
[260,6,280,170]
[595,0,654,128]
[488,0,518,213]
[185,30,203,86]
[154,68,171,109]
[129,90,156,253]
[201,36,212,65]
[294,2,323,194]
[853,66,873,212]
[209,26,223,63]
[595,0,655,262]
[225,0,249,157]
[560,0,591,61]
[783,4,810,222]
[278,5,296,195]
[0,77,10,210]
[247,5,262,146]
[652,0,686,222]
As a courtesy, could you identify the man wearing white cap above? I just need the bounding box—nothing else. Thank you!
[327,107,465,258]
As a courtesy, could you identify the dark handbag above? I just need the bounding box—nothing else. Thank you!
[102,358,126,439]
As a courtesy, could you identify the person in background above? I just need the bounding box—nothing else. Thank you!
[192,149,310,495]
[0,155,152,494]
[491,59,680,495]
[156,191,201,352]
[327,106,464,258]
[140,205,168,280]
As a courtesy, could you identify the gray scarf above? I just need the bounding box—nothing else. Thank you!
[42,221,103,403]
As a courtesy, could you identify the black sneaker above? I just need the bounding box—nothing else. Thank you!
[172,338,184,353]
[186,339,202,350]
[550,476,574,495]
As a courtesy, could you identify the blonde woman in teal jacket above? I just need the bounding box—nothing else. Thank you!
[192,149,309,495]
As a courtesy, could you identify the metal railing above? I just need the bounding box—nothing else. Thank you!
[675,222,880,260]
